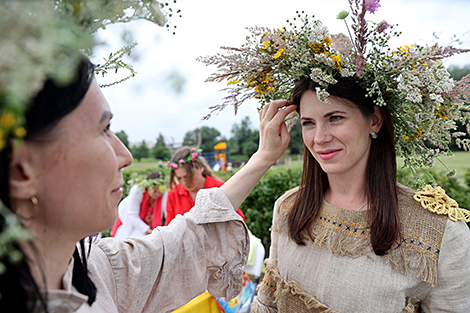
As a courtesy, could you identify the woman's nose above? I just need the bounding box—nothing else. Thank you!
[114,134,133,170]
[314,125,332,145]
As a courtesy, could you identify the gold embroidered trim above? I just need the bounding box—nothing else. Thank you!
[414,185,470,222]
[402,297,421,313]
[259,260,338,313]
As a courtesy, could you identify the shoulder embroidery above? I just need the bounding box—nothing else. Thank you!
[414,185,470,222]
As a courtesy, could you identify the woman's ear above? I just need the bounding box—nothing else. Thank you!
[9,143,38,201]
[371,105,384,133]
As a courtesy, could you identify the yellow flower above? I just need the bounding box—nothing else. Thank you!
[403,135,409,140]
[273,48,285,59]
[13,127,27,138]
[323,37,332,46]
[261,41,271,50]
[0,111,16,128]
[332,54,342,70]
[263,76,273,84]
[227,79,240,85]
[412,129,423,141]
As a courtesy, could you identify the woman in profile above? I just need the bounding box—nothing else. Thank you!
[0,59,296,312]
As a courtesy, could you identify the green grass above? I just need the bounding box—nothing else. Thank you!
[127,157,163,172]
[397,151,470,182]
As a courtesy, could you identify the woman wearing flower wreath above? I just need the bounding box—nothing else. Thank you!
[199,1,470,312]
[110,170,167,239]
[0,56,296,312]
[165,146,246,225]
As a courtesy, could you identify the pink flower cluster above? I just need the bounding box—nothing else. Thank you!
[364,0,381,14]
[166,161,179,169]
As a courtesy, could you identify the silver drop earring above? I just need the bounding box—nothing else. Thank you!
[371,132,378,139]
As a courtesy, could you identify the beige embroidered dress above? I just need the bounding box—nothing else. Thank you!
[38,188,249,313]
[252,184,470,313]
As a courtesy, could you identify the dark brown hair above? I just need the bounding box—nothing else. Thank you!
[168,146,218,189]
[288,76,399,256]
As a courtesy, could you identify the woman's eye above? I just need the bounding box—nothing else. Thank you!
[103,124,111,136]
[330,116,343,122]
[301,120,314,127]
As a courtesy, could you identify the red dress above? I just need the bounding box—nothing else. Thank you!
[165,175,246,225]
[111,189,164,237]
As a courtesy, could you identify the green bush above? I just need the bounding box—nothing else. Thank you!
[240,167,302,254]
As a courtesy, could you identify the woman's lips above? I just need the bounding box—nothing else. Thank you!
[317,149,342,160]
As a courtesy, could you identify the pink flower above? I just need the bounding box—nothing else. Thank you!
[178,159,185,164]
[191,152,198,160]
[376,20,390,33]
[364,0,381,14]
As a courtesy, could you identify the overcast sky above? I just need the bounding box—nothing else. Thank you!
[92,0,470,145]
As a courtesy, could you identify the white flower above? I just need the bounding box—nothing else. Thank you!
[429,93,444,103]
[340,68,355,77]
[315,87,331,103]
[308,20,330,43]
[149,1,167,26]
[314,53,335,67]
[310,68,337,85]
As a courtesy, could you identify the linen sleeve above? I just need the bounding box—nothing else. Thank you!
[251,198,282,313]
[92,187,249,313]
[119,185,148,234]
[421,219,470,312]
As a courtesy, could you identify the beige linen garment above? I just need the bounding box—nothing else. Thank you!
[40,188,249,313]
[252,184,470,313]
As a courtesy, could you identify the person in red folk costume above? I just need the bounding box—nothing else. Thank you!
[111,171,167,239]
[165,147,246,225]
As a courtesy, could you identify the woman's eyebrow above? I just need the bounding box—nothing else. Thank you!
[99,111,113,123]
[324,110,346,118]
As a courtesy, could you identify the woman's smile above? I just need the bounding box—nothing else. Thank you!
[316,149,342,160]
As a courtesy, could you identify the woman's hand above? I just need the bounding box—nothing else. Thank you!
[256,100,297,166]
[220,100,297,210]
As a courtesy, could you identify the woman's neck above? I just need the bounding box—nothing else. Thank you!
[23,223,78,290]
[325,172,368,211]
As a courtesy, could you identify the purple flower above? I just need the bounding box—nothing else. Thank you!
[364,0,381,14]
[376,20,391,33]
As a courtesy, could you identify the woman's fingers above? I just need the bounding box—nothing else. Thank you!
[257,100,297,163]
[259,100,293,123]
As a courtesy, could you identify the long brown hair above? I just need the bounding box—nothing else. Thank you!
[288,77,399,256]
[168,146,218,189]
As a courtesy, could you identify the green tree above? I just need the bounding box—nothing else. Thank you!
[447,64,470,80]
[288,121,304,155]
[152,133,171,160]
[131,140,150,162]
[115,130,130,150]
[183,126,222,152]
[230,116,259,155]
